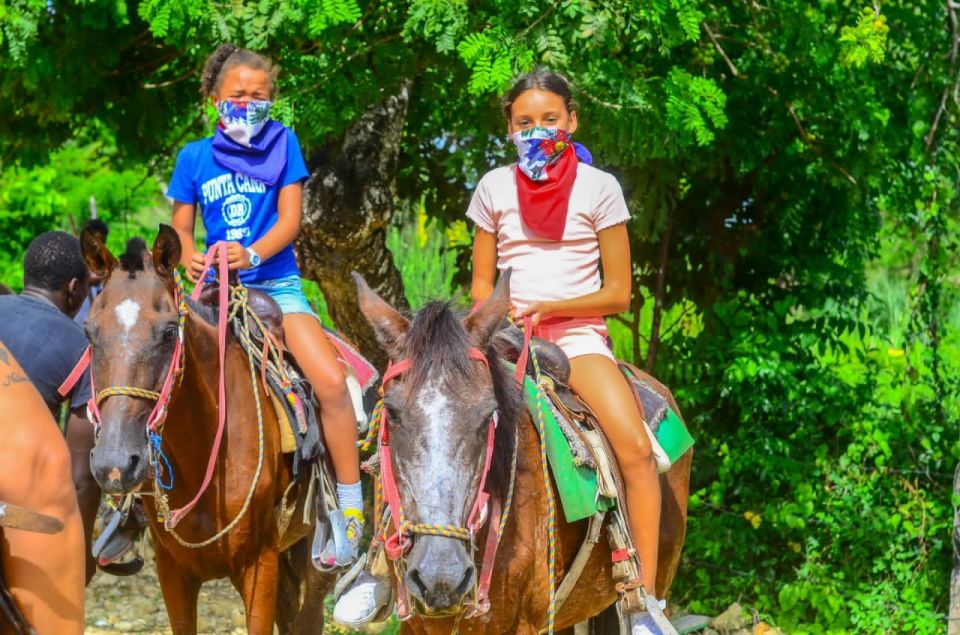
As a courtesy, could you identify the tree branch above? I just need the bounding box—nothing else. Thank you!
[926,0,960,152]
[767,86,857,185]
[645,207,676,372]
[702,22,741,78]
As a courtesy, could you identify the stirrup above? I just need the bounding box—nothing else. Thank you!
[92,498,147,576]
[312,508,361,571]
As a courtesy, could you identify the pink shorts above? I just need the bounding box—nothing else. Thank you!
[534,317,615,362]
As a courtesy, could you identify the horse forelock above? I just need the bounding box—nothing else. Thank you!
[402,301,521,506]
[404,302,474,397]
[118,238,149,278]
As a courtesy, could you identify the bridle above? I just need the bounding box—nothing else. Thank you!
[373,320,532,619]
[86,269,189,436]
[378,348,498,558]
[61,245,233,530]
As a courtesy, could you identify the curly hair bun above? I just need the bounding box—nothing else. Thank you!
[201,44,239,96]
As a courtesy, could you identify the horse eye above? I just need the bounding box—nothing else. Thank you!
[385,405,401,426]
[163,324,179,341]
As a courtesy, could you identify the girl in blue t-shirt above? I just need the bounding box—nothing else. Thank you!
[168,44,363,567]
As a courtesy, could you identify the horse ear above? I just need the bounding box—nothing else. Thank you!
[353,271,410,357]
[151,224,182,278]
[464,268,511,348]
[80,226,117,278]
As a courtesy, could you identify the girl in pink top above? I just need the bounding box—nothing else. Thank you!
[468,71,671,634]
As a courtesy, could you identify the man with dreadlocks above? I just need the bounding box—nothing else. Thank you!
[0,231,103,584]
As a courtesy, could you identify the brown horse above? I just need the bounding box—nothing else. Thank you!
[355,270,692,634]
[80,226,334,635]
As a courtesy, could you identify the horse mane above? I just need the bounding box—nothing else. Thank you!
[405,301,522,505]
[185,296,219,326]
[118,238,148,278]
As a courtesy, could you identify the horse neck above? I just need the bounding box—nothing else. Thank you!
[162,311,226,465]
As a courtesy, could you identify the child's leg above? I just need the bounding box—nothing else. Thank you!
[282,313,360,485]
[568,354,660,594]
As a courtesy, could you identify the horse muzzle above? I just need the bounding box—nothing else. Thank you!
[90,443,149,495]
[404,535,476,616]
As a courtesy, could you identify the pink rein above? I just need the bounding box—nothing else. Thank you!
[165,243,231,528]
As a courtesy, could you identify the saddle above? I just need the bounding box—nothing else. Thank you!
[197,278,376,571]
[198,282,323,477]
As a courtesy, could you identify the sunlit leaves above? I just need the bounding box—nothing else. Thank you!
[306,0,361,37]
[840,7,889,68]
[664,68,727,147]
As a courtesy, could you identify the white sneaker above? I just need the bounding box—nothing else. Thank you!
[333,571,390,627]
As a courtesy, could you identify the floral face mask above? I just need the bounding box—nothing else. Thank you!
[510,126,573,181]
[217,99,273,147]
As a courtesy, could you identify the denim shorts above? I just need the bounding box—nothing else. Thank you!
[245,274,318,319]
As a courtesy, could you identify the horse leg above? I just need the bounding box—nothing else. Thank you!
[275,550,300,635]
[233,547,281,635]
[154,545,201,635]
[292,540,332,634]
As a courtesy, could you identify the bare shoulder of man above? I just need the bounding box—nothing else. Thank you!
[0,340,86,634]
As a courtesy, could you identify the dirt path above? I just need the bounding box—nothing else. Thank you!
[83,540,369,634]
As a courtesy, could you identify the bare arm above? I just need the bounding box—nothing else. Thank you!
[66,410,99,585]
[518,223,632,323]
[471,228,498,304]
[255,182,302,260]
[171,201,206,282]
[224,181,303,270]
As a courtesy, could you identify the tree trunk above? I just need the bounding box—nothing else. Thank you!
[298,85,411,369]
[645,206,675,373]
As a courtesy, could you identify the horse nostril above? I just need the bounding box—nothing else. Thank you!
[455,565,475,599]
[408,567,428,599]
[128,454,141,474]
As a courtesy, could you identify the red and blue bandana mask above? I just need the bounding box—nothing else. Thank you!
[511,127,592,241]
[217,99,273,146]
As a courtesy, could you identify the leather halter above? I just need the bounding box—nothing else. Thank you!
[377,346,503,617]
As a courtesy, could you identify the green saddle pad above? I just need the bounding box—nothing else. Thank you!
[518,366,694,523]
[520,374,614,523]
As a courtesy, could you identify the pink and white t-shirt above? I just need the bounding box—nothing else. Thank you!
[466,163,630,312]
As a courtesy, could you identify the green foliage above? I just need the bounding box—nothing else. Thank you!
[0,138,164,288]
[663,68,727,147]
[840,8,889,68]
[306,0,361,37]
[456,28,525,95]
[386,200,471,308]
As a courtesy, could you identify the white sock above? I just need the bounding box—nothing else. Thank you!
[337,481,363,513]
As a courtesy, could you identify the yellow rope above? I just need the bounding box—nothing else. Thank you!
[403,522,471,541]
[96,386,162,402]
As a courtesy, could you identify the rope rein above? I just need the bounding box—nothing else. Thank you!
[529,339,558,634]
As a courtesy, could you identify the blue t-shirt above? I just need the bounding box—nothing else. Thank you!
[0,295,92,415]
[166,128,310,283]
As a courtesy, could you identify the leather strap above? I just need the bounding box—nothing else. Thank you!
[58,346,91,399]
[167,243,230,528]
